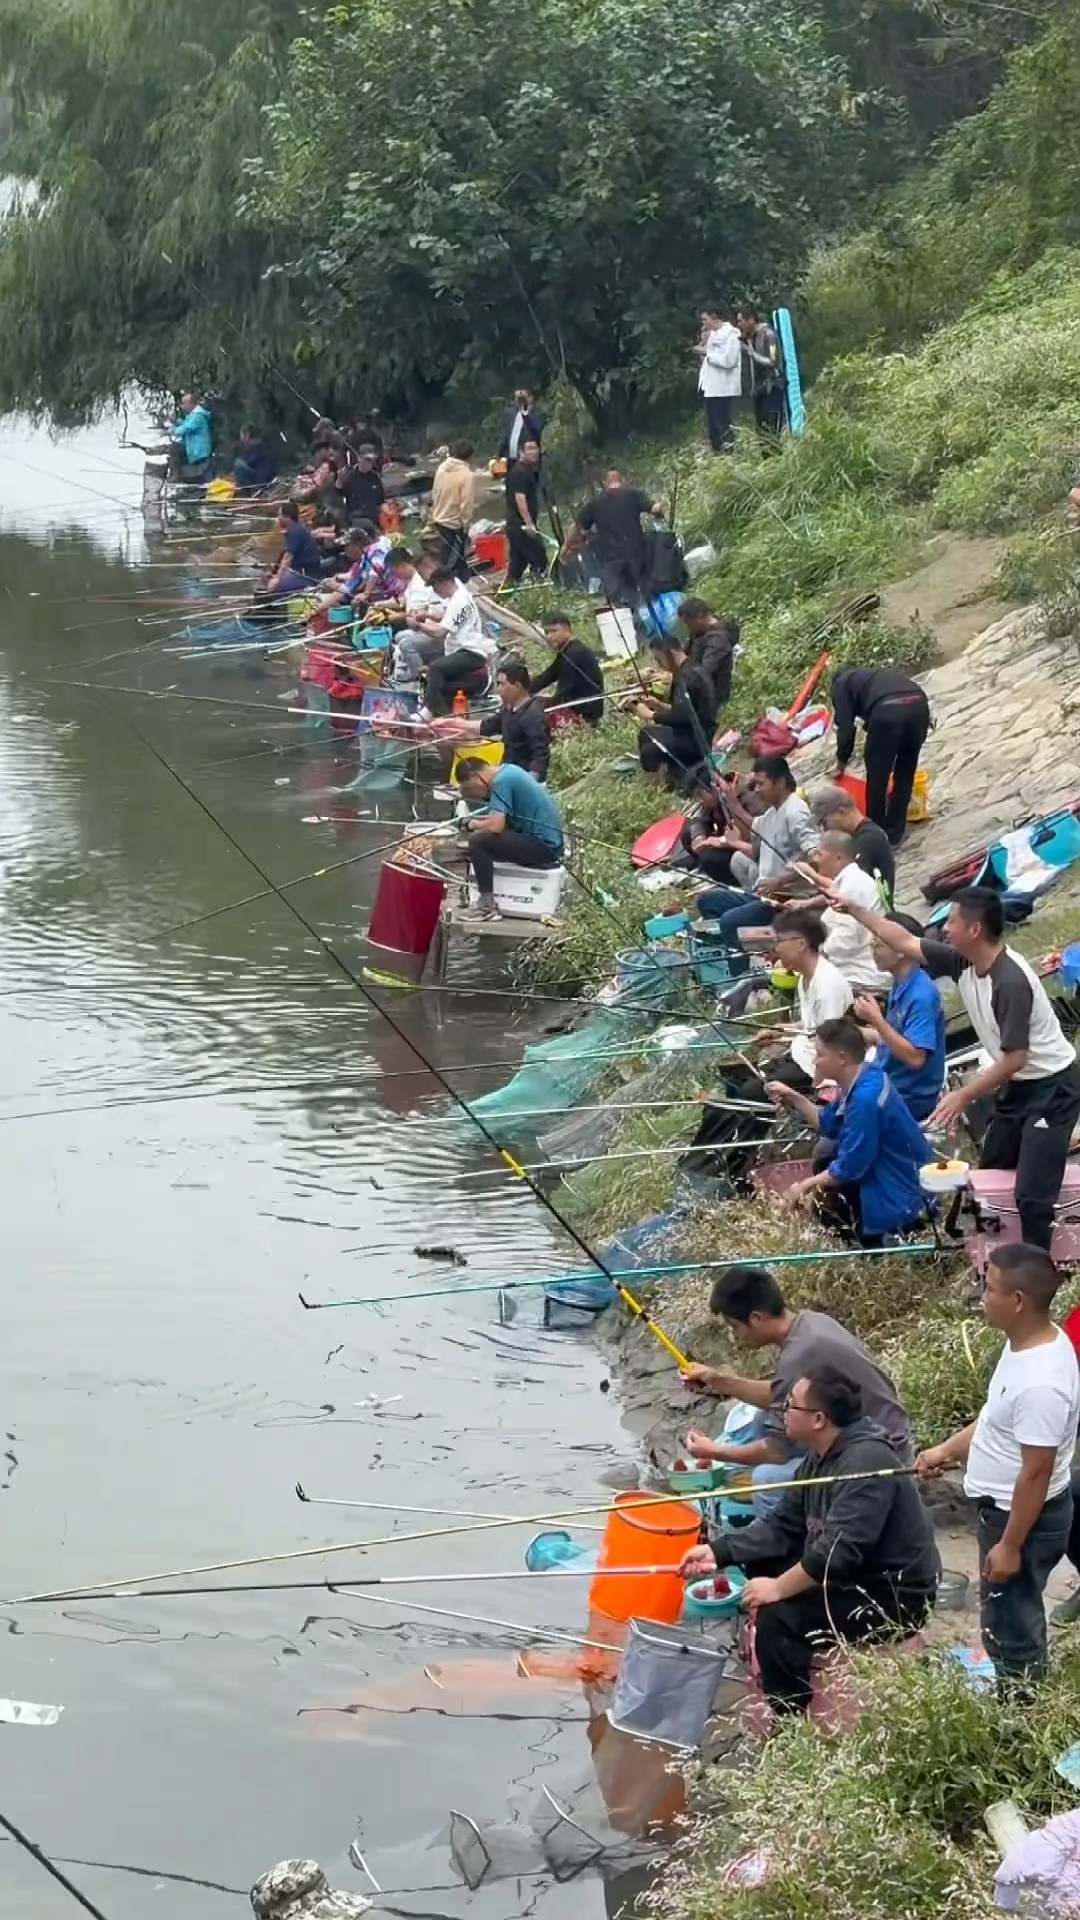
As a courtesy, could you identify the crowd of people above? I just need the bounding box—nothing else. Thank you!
[680,1243,1080,1715]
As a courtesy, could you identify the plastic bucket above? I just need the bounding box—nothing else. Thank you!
[589,1493,701,1626]
[368,861,446,960]
[450,738,503,786]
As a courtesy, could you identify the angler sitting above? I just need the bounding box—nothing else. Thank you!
[168,392,214,483]
[233,425,278,493]
[419,572,497,718]
[476,659,551,781]
[680,1363,938,1717]
[683,1262,913,1512]
[531,612,605,730]
[455,758,564,920]
[267,502,324,597]
[633,633,718,787]
[695,755,819,973]
[768,1014,930,1246]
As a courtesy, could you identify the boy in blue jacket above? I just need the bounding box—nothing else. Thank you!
[768,1015,929,1245]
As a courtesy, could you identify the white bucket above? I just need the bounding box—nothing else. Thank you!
[596,608,638,659]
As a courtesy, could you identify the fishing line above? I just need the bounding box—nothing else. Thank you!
[161,251,322,423]
[82,689,697,1373]
[0,1808,112,1920]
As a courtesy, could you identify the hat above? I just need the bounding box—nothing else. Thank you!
[810,784,854,825]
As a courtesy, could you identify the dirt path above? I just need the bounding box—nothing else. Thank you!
[880,533,1014,662]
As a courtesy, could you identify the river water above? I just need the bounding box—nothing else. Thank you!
[0,421,655,1918]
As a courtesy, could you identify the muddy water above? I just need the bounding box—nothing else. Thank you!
[0,422,656,1918]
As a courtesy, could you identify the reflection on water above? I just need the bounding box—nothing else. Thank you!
[0,419,677,1918]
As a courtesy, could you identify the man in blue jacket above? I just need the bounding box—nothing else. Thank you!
[768,1015,929,1244]
[854,912,946,1123]
[168,392,214,482]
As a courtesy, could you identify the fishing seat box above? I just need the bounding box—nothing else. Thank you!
[466,863,567,920]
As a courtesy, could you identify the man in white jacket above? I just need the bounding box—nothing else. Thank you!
[696,305,743,452]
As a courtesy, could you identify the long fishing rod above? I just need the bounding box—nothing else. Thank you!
[0,1810,111,1920]
[404,1096,775,1122]
[17,1565,695,1604]
[146,832,424,942]
[160,250,323,424]
[295,1484,604,1533]
[339,1585,621,1657]
[299,1241,943,1311]
[457,1138,770,1179]
[16,1490,684,1604]
[88,690,697,1374]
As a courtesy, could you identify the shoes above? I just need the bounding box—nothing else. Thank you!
[417,704,433,723]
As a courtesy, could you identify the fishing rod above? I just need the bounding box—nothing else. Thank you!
[16,1490,684,1604]
[160,250,323,423]
[86,690,697,1375]
[0,1810,111,1920]
[16,1565,701,1604]
[299,1241,943,1311]
[339,1586,621,1657]
[295,1485,603,1533]
[402,1095,775,1122]
[456,1138,776,1179]
[146,832,419,941]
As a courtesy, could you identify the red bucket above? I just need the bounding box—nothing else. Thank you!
[368,861,446,961]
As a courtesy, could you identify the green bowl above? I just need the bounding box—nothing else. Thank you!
[683,1568,747,1621]
[668,1463,726,1495]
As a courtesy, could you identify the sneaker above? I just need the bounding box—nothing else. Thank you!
[1051,1589,1080,1628]
[417,704,433,724]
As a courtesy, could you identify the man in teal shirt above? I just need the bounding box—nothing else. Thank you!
[455,757,564,918]
[169,392,214,481]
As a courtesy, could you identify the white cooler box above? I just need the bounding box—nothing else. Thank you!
[468,863,567,919]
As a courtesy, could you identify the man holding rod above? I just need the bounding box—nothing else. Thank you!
[818,882,1080,1252]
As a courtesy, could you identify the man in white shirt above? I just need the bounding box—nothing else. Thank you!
[695,304,743,452]
[393,550,446,684]
[767,907,854,1088]
[918,1243,1080,1683]
[811,832,891,991]
[421,569,497,717]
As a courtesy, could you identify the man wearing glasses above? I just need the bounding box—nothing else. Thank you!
[680,1364,938,1716]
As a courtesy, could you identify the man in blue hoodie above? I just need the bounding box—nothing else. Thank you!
[768,1015,929,1245]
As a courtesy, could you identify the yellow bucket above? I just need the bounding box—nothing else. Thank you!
[450,738,503,786]
[907,768,931,823]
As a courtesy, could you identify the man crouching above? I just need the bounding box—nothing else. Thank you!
[680,1364,938,1715]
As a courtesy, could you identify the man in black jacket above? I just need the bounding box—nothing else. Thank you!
[634,634,718,785]
[830,666,931,848]
[680,1363,938,1715]
[532,612,604,728]
[478,659,550,781]
[679,599,738,716]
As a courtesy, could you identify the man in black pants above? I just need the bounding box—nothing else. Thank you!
[825,884,1080,1251]
[830,666,930,847]
[680,1363,937,1716]
[562,470,661,608]
[505,437,547,585]
[455,758,564,919]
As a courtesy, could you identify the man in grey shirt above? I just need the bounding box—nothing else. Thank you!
[683,1263,912,1507]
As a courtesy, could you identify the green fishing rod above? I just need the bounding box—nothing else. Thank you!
[298,1240,943,1311]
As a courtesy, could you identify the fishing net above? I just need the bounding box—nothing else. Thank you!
[470,1010,652,1123]
[608,1619,732,1750]
[443,1737,670,1889]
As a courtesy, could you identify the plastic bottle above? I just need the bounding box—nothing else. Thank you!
[452,687,470,718]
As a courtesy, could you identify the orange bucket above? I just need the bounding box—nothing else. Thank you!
[588,1493,701,1626]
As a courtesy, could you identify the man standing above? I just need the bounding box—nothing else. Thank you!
[737,305,785,439]
[682,1263,913,1505]
[531,612,605,729]
[431,439,476,581]
[770,1016,930,1245]
[477,659,551,781]
[678,601,738,718]
[504,438,547,585]
[695,305,743,452]
[681,1365,938,1717]
[830,666,931,847]
[918,1244,1080,1685]
[498,388,546,463]
[169,392,214,482]
[456,757,564,919]
[854,914,946,1123]
[810,784,895,902]
[825,884,1080,1251]
[562,471,660,608]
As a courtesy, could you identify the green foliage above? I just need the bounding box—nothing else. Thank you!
[881,1308,1002,1445]
[660,1643,1080,1920]
[0,0,308,425]
[242,0,880,433]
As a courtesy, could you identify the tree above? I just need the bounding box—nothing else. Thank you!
[241,0,889,432]
[0,0,304,425]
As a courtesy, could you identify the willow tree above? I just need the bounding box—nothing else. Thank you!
[0,0,309,424]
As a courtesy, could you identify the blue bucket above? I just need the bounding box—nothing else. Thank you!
[328,605,355,627]
[688,929,737,987]
[355,623,393,653]
[644,910,689,941]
